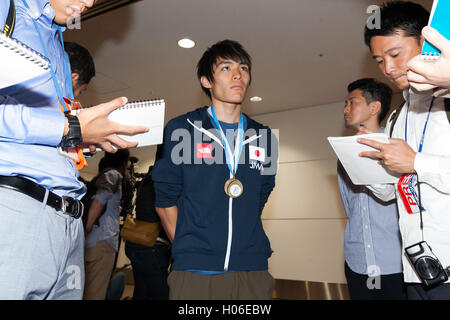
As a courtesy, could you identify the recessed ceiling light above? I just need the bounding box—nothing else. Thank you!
[178,38,195,49]
[250,96,263,102]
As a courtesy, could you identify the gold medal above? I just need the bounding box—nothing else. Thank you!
[224,177,243,198]
[224,178,233,195]
[210,106,245,199]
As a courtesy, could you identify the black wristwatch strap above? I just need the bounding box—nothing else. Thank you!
[59,114,82,148]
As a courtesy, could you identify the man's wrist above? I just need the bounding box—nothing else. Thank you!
[63,117,69,136]
[59,115,82,148]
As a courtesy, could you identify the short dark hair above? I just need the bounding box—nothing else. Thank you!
[101,149,130,171]
[64,42,96,85]
[197,40,252,99]
[347,78,393,123]
[364,1,429,49]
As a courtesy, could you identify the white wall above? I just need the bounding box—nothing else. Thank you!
[252,102,348,283]
[251,92,403,284]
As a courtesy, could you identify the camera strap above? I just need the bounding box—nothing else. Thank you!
[416,173,424,241]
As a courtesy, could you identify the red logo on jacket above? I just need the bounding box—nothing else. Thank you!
[197,143,213,159]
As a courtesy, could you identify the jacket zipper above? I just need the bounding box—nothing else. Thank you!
[224,177,233,271]
[188,118,261,271]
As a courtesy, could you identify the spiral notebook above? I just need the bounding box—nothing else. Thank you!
[421,0,450,57]
[0,33,50,89]
[72,99,165,149]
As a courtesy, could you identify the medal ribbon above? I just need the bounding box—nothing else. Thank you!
[210,105,244,177]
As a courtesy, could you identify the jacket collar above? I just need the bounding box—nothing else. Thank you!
[198,106,255,130]
[187,106,261,148]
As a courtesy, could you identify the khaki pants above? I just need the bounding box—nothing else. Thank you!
[168,270,275,300]
[83,240,116,300]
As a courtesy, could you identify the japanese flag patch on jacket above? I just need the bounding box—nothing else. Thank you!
[249,145,265,162]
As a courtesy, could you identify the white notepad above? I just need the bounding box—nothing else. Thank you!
[72,99,165,149]
[328,133,401,185]
[0,33,50,89]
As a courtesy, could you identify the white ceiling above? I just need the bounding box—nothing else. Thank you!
[64,0,433,175]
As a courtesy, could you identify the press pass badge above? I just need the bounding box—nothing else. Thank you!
[397,174,424,214]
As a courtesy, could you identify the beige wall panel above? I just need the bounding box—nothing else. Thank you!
[253,103,351,283]
[262,159,345,220]
[264,219,347,284]
[252,102,348,163]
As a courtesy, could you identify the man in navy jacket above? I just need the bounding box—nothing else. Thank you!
[153,39,278,300]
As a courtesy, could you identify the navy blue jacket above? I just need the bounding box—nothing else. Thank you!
[153,106,278,271]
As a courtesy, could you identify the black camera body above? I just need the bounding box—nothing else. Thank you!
[405,241,450,288]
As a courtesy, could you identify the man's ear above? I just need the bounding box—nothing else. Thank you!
[369,101,382,116]
[200,76,212,89]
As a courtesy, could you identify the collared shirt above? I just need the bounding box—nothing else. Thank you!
[85,169,123,251]
[369,91,450,283]
[338,128,402,276]
[0,0,85,199]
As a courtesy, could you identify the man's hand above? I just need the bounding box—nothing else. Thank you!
[156,206,178,242]
[76,97,149,153]
[84,199,104,236]
[407,26,450,95]
[357,137,416,174]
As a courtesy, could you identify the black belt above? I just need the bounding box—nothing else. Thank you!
[0,176,83,219]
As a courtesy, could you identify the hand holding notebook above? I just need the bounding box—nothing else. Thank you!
[72,97,165,152]
[407,0,450,96]
[421,0,450,58]
[328,133,401,185]
[408,26,450,93]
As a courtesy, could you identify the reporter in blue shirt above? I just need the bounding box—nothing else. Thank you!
[338,78,406,300]
[0,0,147,300]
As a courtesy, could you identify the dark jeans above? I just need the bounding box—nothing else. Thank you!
[125,241,170,300]
[345,262,407,300]
[407,282,450,300]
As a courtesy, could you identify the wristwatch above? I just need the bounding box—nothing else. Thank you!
[59,114,82,148]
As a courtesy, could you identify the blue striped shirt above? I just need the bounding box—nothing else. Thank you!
[0,0,85,198]
[337,129,402,275]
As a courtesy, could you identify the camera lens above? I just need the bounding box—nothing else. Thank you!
[416,256,441,280]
